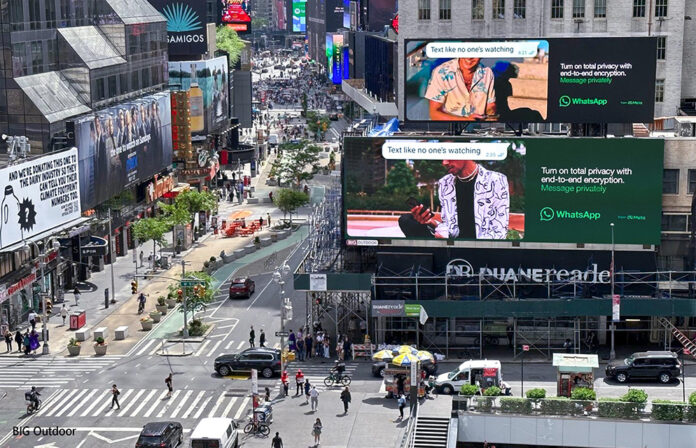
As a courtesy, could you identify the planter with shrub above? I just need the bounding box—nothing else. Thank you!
[652,400,687,421]
[67,338,81,356]
[687,391,696,422]
[149,311,162,323]
[571,387,597,414]
[539,397,574,416]
[140,317,154,331]
[500,397,532,415]
[156,296,168,314]
[460,384,479,397]
[187,319,209,337]
[474,396,495,413]
[93,337,108,355]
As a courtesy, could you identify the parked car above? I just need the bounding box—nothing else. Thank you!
[435,359,503,395]
[372,357,438,378]
[214,347,282,378]
[329,113,339,121]
[229,278,255,299]
[135,422,183,448]
[605,351,681,384]
[190,418,238,448]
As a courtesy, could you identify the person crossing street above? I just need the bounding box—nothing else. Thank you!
[259,329,266,347]
[249,325,256,347]
[340,386,351,414]
[111,384,121,410]
[165,373,173,398]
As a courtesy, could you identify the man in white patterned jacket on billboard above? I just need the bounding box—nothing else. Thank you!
[398,159,510,239]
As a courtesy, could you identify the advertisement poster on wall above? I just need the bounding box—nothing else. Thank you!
[326,33,348,85]
[221,0,252,33]
[292,0,306,32]
[404,37,656,123]
[0,148,81,250]
[74,92,173,210]
[343,137,662,245]
[169,56,229,136]
[149,0,208,55]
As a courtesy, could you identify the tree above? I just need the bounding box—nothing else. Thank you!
[216,26,246,66]
[414,160,445,210]
[274,189,309,225]
[178,271,215,319]
[160,189,218,227]
[271,141,321,188]
[251,17,268,29]
[384,161,418,197]
[306,111,330,141]
[131,218,170,270]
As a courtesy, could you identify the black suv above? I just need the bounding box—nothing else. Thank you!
[135,422,183,448]
[605,351,681,384]
[214,347,282,378]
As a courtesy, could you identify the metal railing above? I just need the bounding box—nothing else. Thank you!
[396,404,420,448]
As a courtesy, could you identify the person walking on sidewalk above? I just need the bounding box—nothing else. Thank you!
[259,329,266,347]
[165,373,173,398]
[297,336,305,361]
[309,385,319,411]
[312,418,322,446]
[304,380,311,404]
[4,330,12,353]
[295,369,305,396]
[271,432,283,448]
[267,212,271,227]
[397,394,407,420]
[249,325,256,347]
[340,386,351,414]
[73,287,80,305]
[60,304,68,326]
[14,330,22,353]
[281,370,289,396]
[23,331,30,355]
[305,333,313,359]
[28,310,37,331]
[111,384,121,410]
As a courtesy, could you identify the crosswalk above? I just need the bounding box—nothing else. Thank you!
[34,387,254,421]
[0,356,122,389]
[275,362,359,394]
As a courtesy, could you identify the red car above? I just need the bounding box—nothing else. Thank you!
[229,277,255,299]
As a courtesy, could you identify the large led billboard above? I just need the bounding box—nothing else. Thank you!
[326,33,348,85]
[343,137,662,245]
[221,0,251,33]
[150,0,207,55]
[292,0,306,32]
[405,38,656,123]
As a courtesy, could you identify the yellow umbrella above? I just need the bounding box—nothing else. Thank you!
[416,350,434,361]
[391,352,419,367]
[397,345,418,355]
[372,349,395,361]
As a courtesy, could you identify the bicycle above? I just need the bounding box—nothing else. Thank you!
[244,418,270,436]
[323,372,351,387]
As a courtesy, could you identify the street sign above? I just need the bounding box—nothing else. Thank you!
[522,345,530,352]
[275,331,288,337]
[180,279,205,287]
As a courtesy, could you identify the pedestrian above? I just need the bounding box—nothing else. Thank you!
[4,330,12,353]
[249,325,256,347]
[139,250,144,267]
[297,336,305,361]
[29,330,39,354]
[259,217,264,228]
[312,418,322,446]
[343,337,352,361]
[272,432,283,448]
[267,212,272,227]
[281,370,289,396]
[265,386,271,402]
[304,380,311,404]
[111,384,121,410]
[336,337,344,361]
[165,373,173,398]
[259,329,266,347]
[14,330,22,352]
[309,385,319,411]
[295,369,305,396]
[305,334,313,359]
[73,287,81,305]
[396,375,406,397]
[23,331,30,355]
[398,394,407,420]
[288,329,296,352]
[340,386,351,414]
[28,310,37,331]
[323,338,330,358]
[60,304,68,326]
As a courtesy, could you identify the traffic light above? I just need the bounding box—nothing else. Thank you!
[177,289,183,301]
[193,285,199,297]
[45,299,52,315]
[131,280,138,294]
[198,286,206,298]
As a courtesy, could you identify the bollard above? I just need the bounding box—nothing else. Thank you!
[104,288,109,309]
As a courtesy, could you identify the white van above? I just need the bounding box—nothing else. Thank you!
[190,417,239,448]
[434,359,503,395]
[268,134,279,146]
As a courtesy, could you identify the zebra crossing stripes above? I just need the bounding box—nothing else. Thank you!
[275,362,359,393]
[0,356,121,388]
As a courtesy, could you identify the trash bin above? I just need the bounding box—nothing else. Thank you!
[69,310,86,330]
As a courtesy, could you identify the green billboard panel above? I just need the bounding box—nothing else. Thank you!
[343,137,663,245]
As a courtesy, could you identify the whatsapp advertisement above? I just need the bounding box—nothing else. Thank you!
[343,137,662,245]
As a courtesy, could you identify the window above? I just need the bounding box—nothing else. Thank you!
[120,73,128,94]
[493,0,505,18]
[572,0,584,18]
[141,68,150,88]
[551,0,564,19]
[131,71,138,91]
[45,0,56,28]
[656,36,666,59]
[513,0,525,18]
[688,169,696,194]
[28,0,41,30]
[96,77,105,100]
[472,0,484,19]
[108,75,117,98]
[655,0,667,17]
[594,0,606,17]
[663,169,679,194]
[128,35,137,55]
[655,79,665,102]
[633,0,645,17]
[30,41,42,73]
[662,214,687,232]
[418,0,430,20]
[439,0,451,20]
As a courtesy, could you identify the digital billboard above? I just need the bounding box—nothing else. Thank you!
[405,38,656,123]
[343,137,663,245]
[221,0,251,33]
[74,92,173,210]
[292,0,306,32]
[168,56,229,135]
[0,149,81,249]
[150,0,207,55]
[326,33,349,85]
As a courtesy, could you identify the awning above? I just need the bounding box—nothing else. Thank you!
[552,353,599,373]
[0,217,93,253]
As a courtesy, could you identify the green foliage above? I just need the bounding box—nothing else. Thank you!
[273,189,309,224]
[474,396,494,413]
[216,26,246,66]
[132,217,170,246]
[95,337,105,345]
[188,319,209,337]
[251,17,268,29]
[68,338,79,347]
[500,397,532,414]
[271,141,321,187]
[689,391,696,406]
[570,387,596,401]
[301,93,308,114]
[160,189,217,227]
[621,389,648,404]
[526,388,547,400]
[460,384,479,396]
[652,400,686,421]
[597,397,644,420]
[305,111,330,139]
[157,296,166,306]
[483,386,501,397]
[179,271,214,316]
[539,397,573,416]
[384,161,418,197]
[413,160,445,210]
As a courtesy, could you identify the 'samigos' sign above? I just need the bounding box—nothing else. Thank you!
[150,0,208,55]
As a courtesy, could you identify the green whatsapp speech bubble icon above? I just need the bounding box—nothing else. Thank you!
[559,95,571,107]
[540,207,555,221]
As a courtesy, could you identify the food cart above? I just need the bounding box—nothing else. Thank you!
[383,367,425,399]
[552,353,599,397]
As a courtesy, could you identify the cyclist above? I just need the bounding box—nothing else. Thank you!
[330,359,346,380]
[137,293,147,313]
[26,386,40,410]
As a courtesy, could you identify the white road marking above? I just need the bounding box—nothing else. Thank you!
[207,340,223,357]
[181,390,206,419]
[193,396,213,419]
[221,396,238,418]
[135,339,156,357]
[142,390,169,418]
[237,341,245,350]
[130,389,158,417]
[234,397,250,420]
[119,389,146,415]
[224,340,236,350]
[170,390,193,418]
[207,393,227,418]
[157,390,181,418]
[80,390,111,416]
[194,340,211,357]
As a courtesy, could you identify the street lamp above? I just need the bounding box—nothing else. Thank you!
[24,239,61,355]
[610,222,616,361]
[273,262,291,373]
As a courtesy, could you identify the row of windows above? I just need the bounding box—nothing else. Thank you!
[662,214,689,233]
[663,168,696,195]
[93,65,165,102]
[419,0,668,21]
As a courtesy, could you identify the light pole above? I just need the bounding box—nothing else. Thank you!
[273,262,291,373]
[24,239,61,355]
[107,209,116,304]
[610,222,616,361]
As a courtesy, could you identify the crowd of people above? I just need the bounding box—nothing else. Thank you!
[285,326,354,362]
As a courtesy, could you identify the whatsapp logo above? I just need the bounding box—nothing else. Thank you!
[540,207,555,221]
[559,95,571,107]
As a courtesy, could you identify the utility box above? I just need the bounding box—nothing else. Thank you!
[69,310,86,330]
